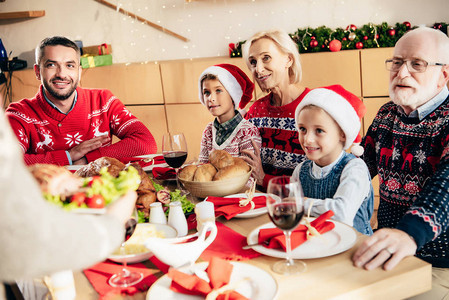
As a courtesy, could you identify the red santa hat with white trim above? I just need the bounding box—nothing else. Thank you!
[198,64,255,109]
[294,85,366,156]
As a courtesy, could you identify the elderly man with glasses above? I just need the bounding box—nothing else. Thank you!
[352,27,449,299]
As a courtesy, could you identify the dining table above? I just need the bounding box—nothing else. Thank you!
[69,179,432,300]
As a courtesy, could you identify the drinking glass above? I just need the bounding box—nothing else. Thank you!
[108,210,144,287]
[266,176,307,275]
[162,132,188,192]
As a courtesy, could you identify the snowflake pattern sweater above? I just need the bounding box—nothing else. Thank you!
[362,98,449,267]
[245,88,310,187]
[6,86,157,166]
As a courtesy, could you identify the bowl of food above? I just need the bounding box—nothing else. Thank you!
[108,223,177,264]
[178,150,252,198]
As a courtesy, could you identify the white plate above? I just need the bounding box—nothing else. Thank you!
[65,165,84,171]
[146,261,277,300]
[223,193,267,218]
[247,219,357,259]
[130,154,169,172]
[108,223,177,264]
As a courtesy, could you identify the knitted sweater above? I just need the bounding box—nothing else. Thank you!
[362,97,449,267]
[5,86,157,166]
[245,88,310,187]
[198,118,262,163]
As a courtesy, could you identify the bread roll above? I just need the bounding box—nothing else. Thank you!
[209,150,234,169]
[213,164,248,181]
[232,157,250,172]
[179,165,198,181]
[194,163,217,182]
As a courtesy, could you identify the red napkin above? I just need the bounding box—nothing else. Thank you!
[201,222,261,261]
[83,260,159,299]
[119,155,166,168]
[258,210,335,251]
[152,167,176,180]
[207,196,267,220]
[168,257,248,300]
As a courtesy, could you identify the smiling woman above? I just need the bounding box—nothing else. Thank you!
[241,29,311,189]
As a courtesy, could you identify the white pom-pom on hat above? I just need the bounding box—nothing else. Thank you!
[294,84,366,156]
[198,64,255,109]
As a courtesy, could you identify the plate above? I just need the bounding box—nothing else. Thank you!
[108,223,177,264]
[247,219,357,259]
[65,165,84,171]
[225,193,267,218]
[146,261,278,300]
[131,154,169,172]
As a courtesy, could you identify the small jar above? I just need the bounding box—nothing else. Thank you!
[194,201,215,232]
[168,201,188,237]
[149,202,167,225]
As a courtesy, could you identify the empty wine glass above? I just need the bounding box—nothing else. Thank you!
[108,210,143,287]
[162,132,188,193]
[266,176,307,275]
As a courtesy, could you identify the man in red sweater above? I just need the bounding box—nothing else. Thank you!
[5,36,157,166]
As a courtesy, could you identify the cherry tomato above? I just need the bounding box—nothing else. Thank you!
[88,176,102,187]
[70,192,86,206]
[86,194,105,208]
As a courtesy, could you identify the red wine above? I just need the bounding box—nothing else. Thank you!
[163,151,187,168]
[124,218,137,241]
[268,203,304,230]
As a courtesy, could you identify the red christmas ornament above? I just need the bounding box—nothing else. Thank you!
[342,37,347,41]
[311,36,316,40]
[376,34,380,39]
[363,36,368,40]
[228,43,235,56]
[355,42,364,49]
[309,39,318,48]
[329,39,342,52]
[346,24,357,31]
[388,28,396,36]
[403,21,411,28]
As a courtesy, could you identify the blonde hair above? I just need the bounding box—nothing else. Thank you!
[242,29,302,84]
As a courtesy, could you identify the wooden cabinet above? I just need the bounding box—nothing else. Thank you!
[165,103,213,160]
[9,68,39,102]
[361,48,394,97]
[81,63,164,105]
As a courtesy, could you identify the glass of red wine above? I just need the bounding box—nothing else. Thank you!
[108,211,144,287]
[266,176,307,275]
[162,132,188,193]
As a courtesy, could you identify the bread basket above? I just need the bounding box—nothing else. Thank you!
[178,167,252,198]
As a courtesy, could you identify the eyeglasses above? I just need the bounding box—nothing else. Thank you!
[385,58,446,73]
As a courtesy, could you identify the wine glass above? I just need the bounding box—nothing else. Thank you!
[266,176,307,275]
[108,210,144,287]
[162,132,188,193]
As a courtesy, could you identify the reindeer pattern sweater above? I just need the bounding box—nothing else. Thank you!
[245,88,310,187]
[6,86,157,165]
[362,96,449,267]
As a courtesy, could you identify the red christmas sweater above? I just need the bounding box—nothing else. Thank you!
[245,88,310,187]
[6,86,157,165]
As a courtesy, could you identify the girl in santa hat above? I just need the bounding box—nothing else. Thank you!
[292,85,374,235]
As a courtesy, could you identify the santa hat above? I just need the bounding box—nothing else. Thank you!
[294,85,366,156]
[198,64,254,109]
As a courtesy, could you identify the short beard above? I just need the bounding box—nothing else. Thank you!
[43,81,77,100]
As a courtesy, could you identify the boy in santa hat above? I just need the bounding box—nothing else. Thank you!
[198,64,261,167]
[292,85,373,235]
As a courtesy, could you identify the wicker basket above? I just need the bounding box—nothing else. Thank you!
[179,168,252,198]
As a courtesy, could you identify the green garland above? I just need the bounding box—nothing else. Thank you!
[229,22,448,57]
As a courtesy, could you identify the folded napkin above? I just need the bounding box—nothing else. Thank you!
[207,195,266,220]
[258,210,335,251]
[152,167,176,180]
[83,260,159,298]
[119,155,166,168]
[201,222,261,261]
[168,256,248,300]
